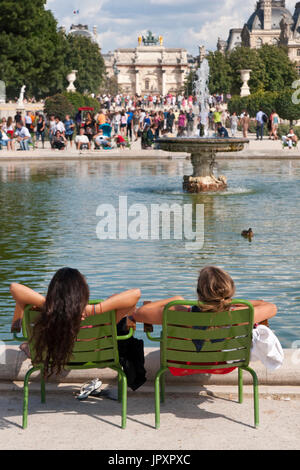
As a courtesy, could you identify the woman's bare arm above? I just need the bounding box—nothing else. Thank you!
[10,283,46,332]
[233,300,277,323]
[133,296,185,325]
[134,298,278,326]
[84,289,141,324]
[252,300,277,323]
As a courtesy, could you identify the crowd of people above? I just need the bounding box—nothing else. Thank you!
[95,92,227,112]
[0,92,296,151]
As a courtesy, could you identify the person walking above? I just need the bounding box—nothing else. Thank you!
[230,112,239,137]
[256,109,267,141]
[271,110,279,140]
[120,111,127,137]
[166,109,175,133]
[36,114,46,149]
[241,111,250,138]
[126,109,134,141]
[6,116,15,151]
[177,111,186,136]
[64,114,75,148]
[186,110,195,136]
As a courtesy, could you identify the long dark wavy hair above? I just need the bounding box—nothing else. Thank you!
[32,268,90,377]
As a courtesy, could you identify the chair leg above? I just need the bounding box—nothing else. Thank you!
[238,368,243,404]
[155,367,168,429]
[23,367,40,429]
[118,371,122,403]
[160,373,165,403]
[118,368,127,429]
[40,367,46,404]
[243,366,259,428]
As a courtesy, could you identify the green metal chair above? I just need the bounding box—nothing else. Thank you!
[18,300,133,430]
[146,299,259,429]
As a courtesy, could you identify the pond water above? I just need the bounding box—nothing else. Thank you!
[0,158,299,348]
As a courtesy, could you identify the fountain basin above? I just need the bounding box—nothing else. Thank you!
[157,137,248,154]
[157,137,249,192]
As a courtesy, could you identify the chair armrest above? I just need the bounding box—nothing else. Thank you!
[13,333,27,342]
[143,324,161,342]
[117,328,134,341]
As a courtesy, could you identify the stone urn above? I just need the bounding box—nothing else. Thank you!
[67,70,78,93]
[240,69,252,97]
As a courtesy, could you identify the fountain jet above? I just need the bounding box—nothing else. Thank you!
[158,59,249,193]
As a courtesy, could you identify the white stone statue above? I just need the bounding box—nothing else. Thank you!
[17,85,26,106]
[66,70,78,93]
[0,81,6,104]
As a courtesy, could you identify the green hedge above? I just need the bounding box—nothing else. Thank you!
[63,92,100,114]
[44,94,75,120]
[44,92,100,120]
[228,91,279,117]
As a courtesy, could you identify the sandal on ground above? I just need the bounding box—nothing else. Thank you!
[90,387,118,401]
[76,379,102,401]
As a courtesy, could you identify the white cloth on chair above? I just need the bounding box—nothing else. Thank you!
[251,325,284,370]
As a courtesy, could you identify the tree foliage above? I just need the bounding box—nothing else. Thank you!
[0,0,67,99]
[205,45,298,97]
[0,0,105,100]
[275,89,300,124]
[207,51,233,94]
[228,90,279,116]
[44,94,75,120]
[64,35,105,95]
[63,92,100,113]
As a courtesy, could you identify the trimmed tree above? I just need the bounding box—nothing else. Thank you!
[44,94,75,120]
[0,0,67,99]
[257,45,297,92]
[64,35,105,95]
[207,51,233,94]
[275,89,300,125]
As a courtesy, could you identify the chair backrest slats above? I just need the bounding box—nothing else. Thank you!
[166,323,250,340]
[23,301,119,368]
[166,348,248,364]
[69,348,116,364]
[166,361,246,370]
[162,299,254,370]
[166,336,249,352]
[76,324,114,340]
[166,308,251,326]
[72,336,114,352]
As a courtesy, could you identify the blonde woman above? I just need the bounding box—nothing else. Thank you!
[134,266,277,325]
[134,266,277,376]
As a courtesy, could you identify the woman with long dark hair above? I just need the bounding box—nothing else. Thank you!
[10,268,141,376]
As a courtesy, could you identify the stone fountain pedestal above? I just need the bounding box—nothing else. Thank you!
[157,137,249,193]
[183,151,227,192]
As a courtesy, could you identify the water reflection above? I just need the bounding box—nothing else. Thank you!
[0,159,300,347]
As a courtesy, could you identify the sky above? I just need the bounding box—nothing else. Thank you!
[46,0,297,54]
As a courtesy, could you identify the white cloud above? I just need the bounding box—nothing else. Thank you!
[46,0,300,54]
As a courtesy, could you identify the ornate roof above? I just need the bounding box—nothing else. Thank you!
[69,24,95,41]
[247,1,292,30]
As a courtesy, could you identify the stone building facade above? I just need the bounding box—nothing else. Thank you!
[218,1,300,74]
[103,33,190,95]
